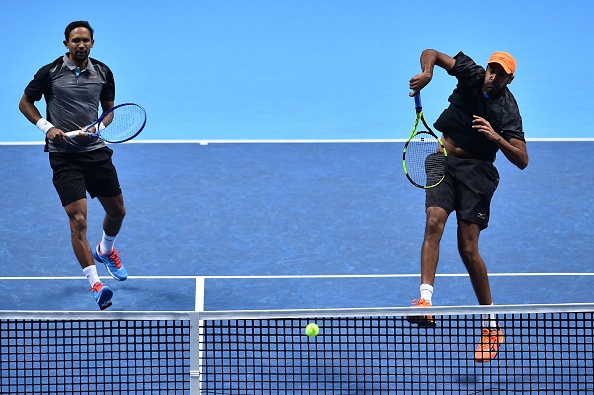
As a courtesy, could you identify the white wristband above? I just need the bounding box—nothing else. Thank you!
[98,122,106,132]
[36,118,55,134]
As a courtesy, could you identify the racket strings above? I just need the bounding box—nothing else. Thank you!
[101,105,146,143]
[405,133,446,187]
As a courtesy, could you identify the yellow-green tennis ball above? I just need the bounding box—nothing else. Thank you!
[305,323,319,337]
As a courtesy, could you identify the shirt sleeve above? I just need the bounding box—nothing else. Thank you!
[99,65,116,102]
[497,89,524,142]
[23,64,52,102]
[448,52,485,94]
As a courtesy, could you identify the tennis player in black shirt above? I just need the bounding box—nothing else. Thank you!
[19,21,129,310]
[406,49,529,362]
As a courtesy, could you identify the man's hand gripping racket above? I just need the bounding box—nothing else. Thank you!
[66,103,146,144]
[402,93,447,188]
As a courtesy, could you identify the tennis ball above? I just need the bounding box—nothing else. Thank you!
[305,323,319,337]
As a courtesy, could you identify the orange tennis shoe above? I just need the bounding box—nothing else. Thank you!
[406,298,436,327]
[474,326,504,362]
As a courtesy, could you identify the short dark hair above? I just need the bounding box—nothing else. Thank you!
[64,21,94,41]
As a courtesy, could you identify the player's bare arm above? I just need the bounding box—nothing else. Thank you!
[101,99,115,113]
[472,115,529,169]
[409,49,456,96]
[18,94,67,142]
[18,94,42,125]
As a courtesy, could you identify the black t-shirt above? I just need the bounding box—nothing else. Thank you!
[433,52,524,162]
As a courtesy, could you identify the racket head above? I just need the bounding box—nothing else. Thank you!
[97,103,146,143]
[402,130,447,189]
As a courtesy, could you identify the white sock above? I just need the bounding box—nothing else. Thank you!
[481,304,498,329]
[420,284,433,304]
[83,265,101,286]
[100,231,117,255]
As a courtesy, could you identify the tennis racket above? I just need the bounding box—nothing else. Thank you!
[402,93,447,188]
[66,103,146,144]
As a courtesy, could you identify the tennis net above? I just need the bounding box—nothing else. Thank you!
[1,304,593,394]
[0,311,193,394]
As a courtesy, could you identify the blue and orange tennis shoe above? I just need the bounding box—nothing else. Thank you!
[90,282,113,310]
[93,244,128,281]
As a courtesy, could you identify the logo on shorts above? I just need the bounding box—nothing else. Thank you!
[477,213,487,220]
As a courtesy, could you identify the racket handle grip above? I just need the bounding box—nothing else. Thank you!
[414,92,422,112]
[65,130,92,139]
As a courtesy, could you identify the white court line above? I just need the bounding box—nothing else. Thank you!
[1,272,593,281]
[2,138,593,146]
[128,137,594,144]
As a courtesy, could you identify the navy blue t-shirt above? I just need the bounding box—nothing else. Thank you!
[433,52,524,162]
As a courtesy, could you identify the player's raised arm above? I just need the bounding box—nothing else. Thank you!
[409,49,456,97]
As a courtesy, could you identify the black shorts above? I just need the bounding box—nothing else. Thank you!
[49,147,122,207]
[425,156,499,230]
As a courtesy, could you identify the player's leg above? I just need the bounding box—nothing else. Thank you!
[420,160,456,299]
[407,162,455,327]
[64,198,93,269]
[421,206,449,288]
[457,224,504,362]
[458,223,503,362]
[454,158,502,362]
[86,148,128,281]
[406,207,448,326]
[457,220,492,304]
[51,153,113,310]
[98,193,126,239]
[92,194,128,281]
[64,198,113,310]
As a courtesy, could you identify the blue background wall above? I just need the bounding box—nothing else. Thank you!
[2,0,593,142]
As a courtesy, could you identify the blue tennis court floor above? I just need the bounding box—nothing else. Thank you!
[0,141,592,312]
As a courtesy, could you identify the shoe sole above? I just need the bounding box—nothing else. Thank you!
[97,288,113,310]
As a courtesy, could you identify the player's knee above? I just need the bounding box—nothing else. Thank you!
[109,206,126,222]
[102,195,126,221]
[425,216,445,236]
[457,242,480,263]
[68,212,88,235]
